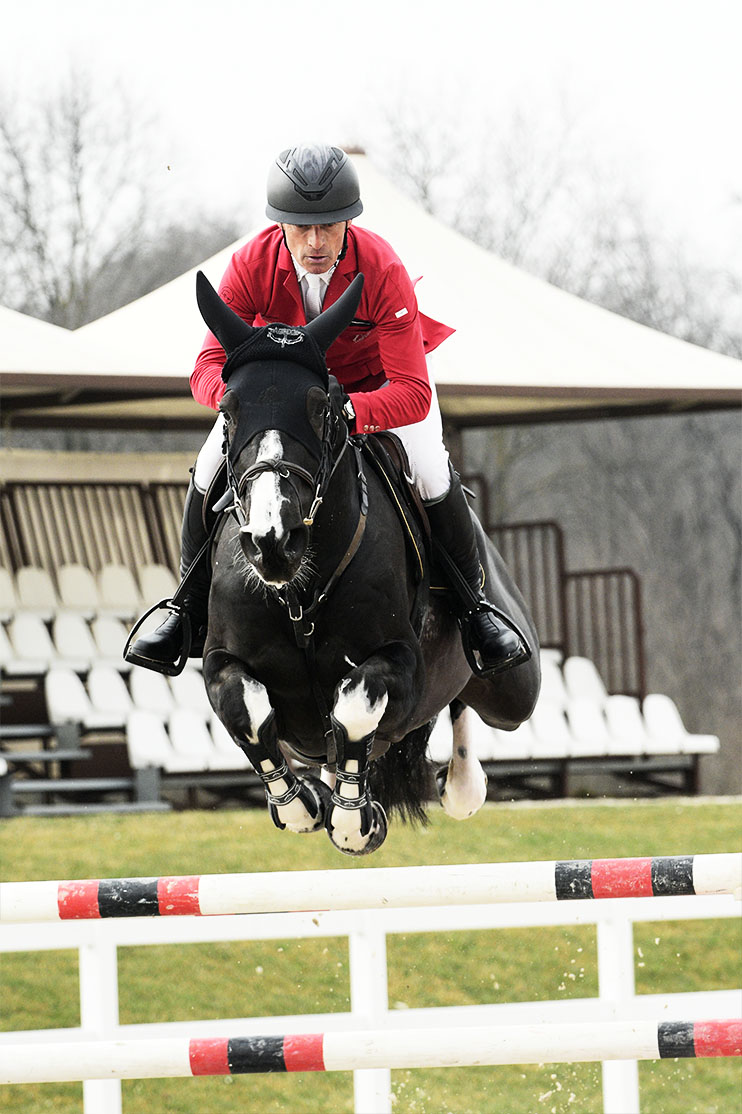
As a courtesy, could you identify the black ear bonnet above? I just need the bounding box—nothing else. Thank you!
[221,324,329,387]
[223,360,328,464]
[195,269,364,465]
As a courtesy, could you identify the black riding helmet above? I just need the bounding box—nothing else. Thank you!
[266,145,363,224]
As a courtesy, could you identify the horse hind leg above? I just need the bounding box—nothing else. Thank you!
[325,674,389,856]
[436,699,488,820]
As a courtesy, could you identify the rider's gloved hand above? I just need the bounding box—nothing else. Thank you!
[328,375,356,431]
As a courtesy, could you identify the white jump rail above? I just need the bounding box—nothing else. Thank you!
[1,1018,740,1084]
[1,853,740,922]
[2,853,740,1114]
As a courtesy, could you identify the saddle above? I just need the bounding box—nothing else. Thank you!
[358,432,430,585]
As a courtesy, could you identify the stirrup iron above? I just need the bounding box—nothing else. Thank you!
[123,598,192,676]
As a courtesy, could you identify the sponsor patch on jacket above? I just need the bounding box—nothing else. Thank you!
[395,307,408,318]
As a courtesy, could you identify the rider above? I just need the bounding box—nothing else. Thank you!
[127,144,528,676]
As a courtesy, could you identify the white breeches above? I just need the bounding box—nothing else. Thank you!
[193,358,451,503]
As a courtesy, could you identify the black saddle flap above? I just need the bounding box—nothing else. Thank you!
[358,432,430,584]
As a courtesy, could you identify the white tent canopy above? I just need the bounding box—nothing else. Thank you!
[1,154,739,427]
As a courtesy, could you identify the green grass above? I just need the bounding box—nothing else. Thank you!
[1,799,740,1113]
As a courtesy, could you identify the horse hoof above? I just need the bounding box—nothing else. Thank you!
[326,801,388,856]
[269,776,332,834]
[298,776,333,832]
[438,765,488,820]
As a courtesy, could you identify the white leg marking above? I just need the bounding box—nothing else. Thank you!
[329,677,388,852]
[440,706,488,820]
[241,676,317,832]
[333,677,388,742]
[241,677,273,743]
[244,430,287,542]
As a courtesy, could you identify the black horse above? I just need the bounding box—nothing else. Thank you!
[196,270,540,855]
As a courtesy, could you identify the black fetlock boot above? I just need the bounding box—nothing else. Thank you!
[125,478,211,675]
[426,468,531,677]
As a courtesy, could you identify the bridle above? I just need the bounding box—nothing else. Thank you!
[221,395,349,532]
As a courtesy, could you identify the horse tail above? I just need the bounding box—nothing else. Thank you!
[369,720,436,826]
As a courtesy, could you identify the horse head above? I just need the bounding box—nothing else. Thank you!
[196,270,364,588]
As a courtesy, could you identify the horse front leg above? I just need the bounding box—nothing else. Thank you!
[205,657,329,833]
[325,643,418,856]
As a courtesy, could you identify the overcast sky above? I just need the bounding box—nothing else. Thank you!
[2,0,741,272]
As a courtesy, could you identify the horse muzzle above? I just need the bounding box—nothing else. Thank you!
[239,523,308,586]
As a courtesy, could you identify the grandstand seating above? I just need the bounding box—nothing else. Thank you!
[0,559,722,815]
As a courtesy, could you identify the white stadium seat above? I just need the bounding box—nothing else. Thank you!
[169,667,212,717]
[91,615,132,670]
[57,564,100,618]
[0,567,19,621]
[538,656,570,709]
[15,566,59,619]
[138,563,178,605]
[563,656,609,705]
[87,664,135,719]
[129,668,175,719]
[97,564,142,620]
[209,715,252,770]
[565,696,612,757]
[603,694,651,755]
[51,612,97,670]
[168,708,215,771]
[44,666,125,730]
[490,720,535,760]
[126,709,194,773]
[7,613,59,674]
[643,693,719,756]
[529,699,571,759]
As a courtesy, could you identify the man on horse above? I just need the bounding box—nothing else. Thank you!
[127,144,529,676]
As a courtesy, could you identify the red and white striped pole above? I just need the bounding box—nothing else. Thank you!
[1,854,739,923]
[0,1019,739,1085]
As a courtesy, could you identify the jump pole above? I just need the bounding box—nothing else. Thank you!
[1,853,739,923]
[1,1019,739,1085]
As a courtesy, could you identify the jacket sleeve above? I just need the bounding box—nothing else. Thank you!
[347,262,432,434]
[190,256,258,410]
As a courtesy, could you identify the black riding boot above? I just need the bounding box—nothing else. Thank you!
[126,478,211,675]
[426,469,530,677]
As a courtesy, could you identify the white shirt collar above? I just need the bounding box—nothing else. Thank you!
[292,259,336,287]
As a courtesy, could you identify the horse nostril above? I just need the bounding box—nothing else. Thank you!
[284,526,306,558]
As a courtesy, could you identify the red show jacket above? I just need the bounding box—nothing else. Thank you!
[191,224,454,433]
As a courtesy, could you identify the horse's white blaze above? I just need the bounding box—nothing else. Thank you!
[333,677,388,742]
[440,706,488,820]
[244,430,287,542]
